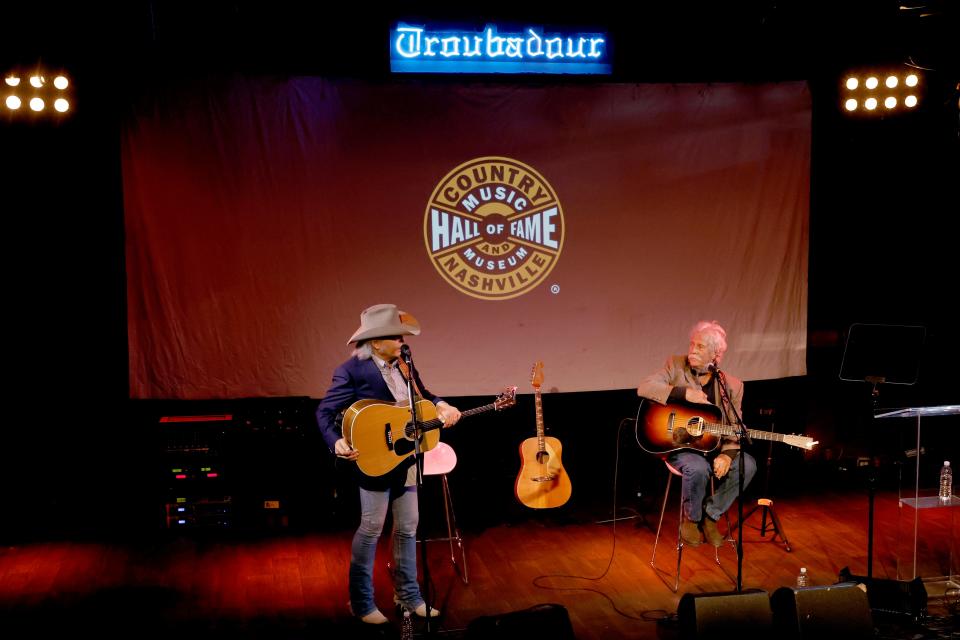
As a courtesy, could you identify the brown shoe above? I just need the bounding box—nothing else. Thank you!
[680,519,702,546]
[702,516,725,547]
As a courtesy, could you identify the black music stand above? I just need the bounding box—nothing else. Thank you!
[839,322,925,580]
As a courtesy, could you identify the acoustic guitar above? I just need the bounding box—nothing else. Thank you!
[515,362,572,509]
[343,387,517,477]
[634,398,818,455]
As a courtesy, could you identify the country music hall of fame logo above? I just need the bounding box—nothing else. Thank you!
[424,157,564,300]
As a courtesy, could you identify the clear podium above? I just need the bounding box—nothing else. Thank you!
[874,404,960,599]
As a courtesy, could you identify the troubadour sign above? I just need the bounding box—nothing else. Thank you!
[391,24,610,74]
[424,156,565,301]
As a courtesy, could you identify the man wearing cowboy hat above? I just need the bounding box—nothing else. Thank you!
[317,303,461,624]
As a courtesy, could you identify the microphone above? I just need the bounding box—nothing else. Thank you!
[400,343,413,364]
[706,361,719,372]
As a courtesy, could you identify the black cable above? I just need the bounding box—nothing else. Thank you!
[531,416,659,623]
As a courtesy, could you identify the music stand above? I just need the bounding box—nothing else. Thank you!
[839,322,925,580]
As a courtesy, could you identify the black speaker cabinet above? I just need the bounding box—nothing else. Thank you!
[678,589,772,639]
[466,603,576,639]
[838,567,928,621]
[770,582,874,639]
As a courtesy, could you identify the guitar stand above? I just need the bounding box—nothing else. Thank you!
[732,497,791,551]
[729,408,791,551]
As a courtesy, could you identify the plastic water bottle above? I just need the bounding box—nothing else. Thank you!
[940,461,953,503]
[796,567,808,588]
[401,609,413,640]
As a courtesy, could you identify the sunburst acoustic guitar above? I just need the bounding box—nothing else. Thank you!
[515,362,572,509]
[634,398,818,455]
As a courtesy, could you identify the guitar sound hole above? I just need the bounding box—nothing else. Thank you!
[536,451,550,464]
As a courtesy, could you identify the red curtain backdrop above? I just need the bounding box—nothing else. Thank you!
[123,78,810,399]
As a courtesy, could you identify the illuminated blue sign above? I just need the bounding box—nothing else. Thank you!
[390,24,611,75]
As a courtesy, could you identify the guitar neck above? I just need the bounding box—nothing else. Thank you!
[419,400,499,432]
[534,387,545,451]
[704,422,785,443]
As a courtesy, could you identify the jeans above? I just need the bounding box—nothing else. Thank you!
[349,484,422,616]
[668,450,756,521]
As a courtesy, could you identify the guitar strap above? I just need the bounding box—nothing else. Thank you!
[396,359,424,399]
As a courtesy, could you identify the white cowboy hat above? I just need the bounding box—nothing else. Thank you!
[347,303,421,344]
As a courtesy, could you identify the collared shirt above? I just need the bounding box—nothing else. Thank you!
[372,354,410,404]
[371,354,417,485]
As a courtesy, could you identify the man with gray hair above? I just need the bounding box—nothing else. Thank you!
[637,320,756,547]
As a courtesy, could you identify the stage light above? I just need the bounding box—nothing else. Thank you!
[3,68,74,121]
[840,67,923,116]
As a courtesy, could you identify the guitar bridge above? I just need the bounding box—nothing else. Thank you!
[531,475,557,482]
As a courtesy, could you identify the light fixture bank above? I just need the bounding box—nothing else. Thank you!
[390,23,611,74]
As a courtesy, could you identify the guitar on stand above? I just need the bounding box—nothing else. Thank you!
[515,362,572,509]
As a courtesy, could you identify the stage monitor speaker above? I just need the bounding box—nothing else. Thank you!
[677,589,772,639]
[837,567,928,621]
[771,582,874,639]
[466,603,575,639]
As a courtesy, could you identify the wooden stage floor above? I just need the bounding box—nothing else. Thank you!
[1,489,957,639]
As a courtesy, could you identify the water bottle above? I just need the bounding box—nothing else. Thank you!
[401,608,413,640]
[796,567,808,588]
[940,461,953,503]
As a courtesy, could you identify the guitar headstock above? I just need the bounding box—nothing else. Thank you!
[530,361,544,389]
[495,386,518,411]
[785,434,819,450]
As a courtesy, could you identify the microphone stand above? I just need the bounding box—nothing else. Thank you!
[713,363,750,592]
[401,346,434,636]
